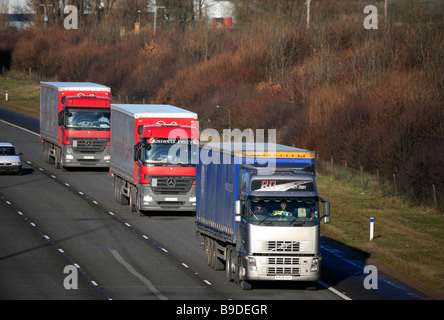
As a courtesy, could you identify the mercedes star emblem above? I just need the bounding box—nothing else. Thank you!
[166,178,176,187]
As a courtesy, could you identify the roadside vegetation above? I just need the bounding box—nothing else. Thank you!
[0,0,442,293]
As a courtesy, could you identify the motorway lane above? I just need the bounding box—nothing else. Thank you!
[0,117,340,300]
[1,114,439,300]
[0,123,224,300]
[0,198,105,299]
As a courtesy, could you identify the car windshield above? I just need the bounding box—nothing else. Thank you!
[143,141,196,166]
[249,199,319,223]
[0,146,19,156]
[65,108,110,130]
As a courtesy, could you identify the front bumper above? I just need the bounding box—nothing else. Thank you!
[0,164,22,174]
[63,146,110,167]
[139,185,196,212]
[243,255,321,282]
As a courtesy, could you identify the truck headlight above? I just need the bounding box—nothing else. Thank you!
[143,195,153,202]
[66,154,74,160]
[248,257,257,271]
[310,258,319,272]
[189,196,196,202]
[104,155,110,161]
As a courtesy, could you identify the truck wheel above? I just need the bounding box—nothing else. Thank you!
[204,237,211,266]
[237,254,252,290]
[226,246,233,282]
[55,149,61,169]
[114,177,119,201]
[234,253,240,285]
[209,239,216,268]
[43,143,49,163]
[129,186,137,212]
[115,177,128,204]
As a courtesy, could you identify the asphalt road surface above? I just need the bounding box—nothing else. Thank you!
[0,108,441,306]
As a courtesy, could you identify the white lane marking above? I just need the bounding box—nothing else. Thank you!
[203,280,212,286]
[109,249,168,300]
[318,280,352,300]
[0,119,39,136]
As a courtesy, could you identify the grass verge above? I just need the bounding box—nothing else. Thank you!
[0,76,41,119]
[317,173,444,294]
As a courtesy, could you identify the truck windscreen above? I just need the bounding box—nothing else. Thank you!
[249,199,319,224]
[65,108,110,130]
[143,140,196,166]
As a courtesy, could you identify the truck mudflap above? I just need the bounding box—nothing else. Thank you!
[138,185,196,211]
[242,255,321,282]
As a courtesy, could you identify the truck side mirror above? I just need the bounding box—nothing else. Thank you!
[323,201,330,216]
[234,200,241,222]
[134,142,141,161]
[323,201,331,224]
[58,111,63,126]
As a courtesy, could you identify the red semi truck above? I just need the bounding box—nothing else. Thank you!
[110,104,199,213]
[40,82,112,169]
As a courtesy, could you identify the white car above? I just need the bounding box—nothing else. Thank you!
[0,142,22,175]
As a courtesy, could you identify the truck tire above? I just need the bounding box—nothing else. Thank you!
[234,252,240,285]
[115,177,128,205]
[129,186,137,212]
[237,254,252,290]
[209,239,216,268]
[55,148,61,169]
[226,246,233,282]
[204,237,211,266]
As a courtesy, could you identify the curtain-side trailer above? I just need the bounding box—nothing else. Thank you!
[196,142,331,290]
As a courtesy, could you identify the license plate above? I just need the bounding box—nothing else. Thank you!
[164,197,178,201]
[275,275,292,280]
[83,156,94,159]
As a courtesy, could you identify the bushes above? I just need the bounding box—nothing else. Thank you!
[6,0,443,206]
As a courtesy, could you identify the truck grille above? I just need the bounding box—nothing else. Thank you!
[71,138,108,153]
[268,257,300,265]
[267,267,300,276]
[151,176,194,194]
[256,240,312,253]
[268,240,300,252]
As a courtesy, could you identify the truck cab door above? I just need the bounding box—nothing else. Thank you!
[134,143,143,183]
